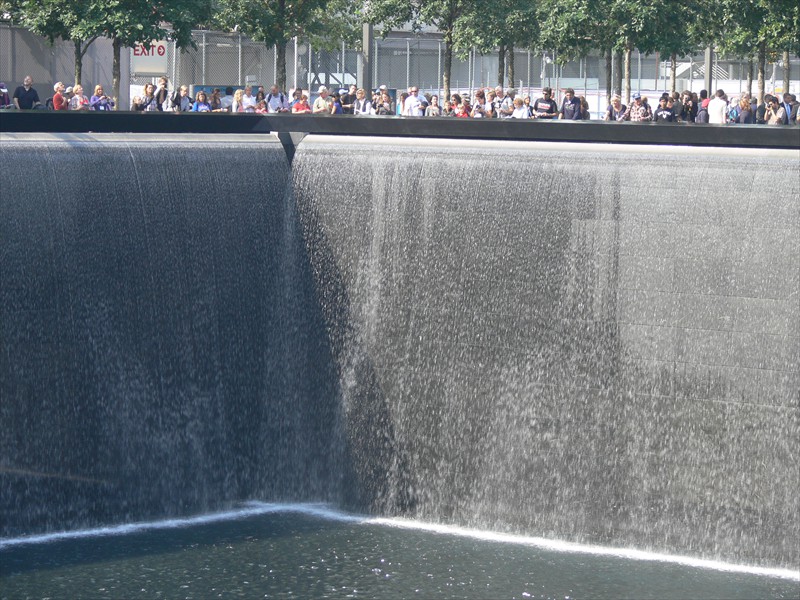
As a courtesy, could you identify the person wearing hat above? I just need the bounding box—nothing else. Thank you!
[330,89,344,114]
[623,92,652,122]
[0,82,12,108]
[313,86,331,114]
[12,75,41,110]
[52,81,69,111]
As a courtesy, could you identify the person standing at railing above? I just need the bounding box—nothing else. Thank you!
[241,85,257,112]
[604,95,626,121]
[313,86,332,113]
[90,85,115,111]
[353,88,373,115]
[292,93,312,113]
[155,77,170,111]
[52,82,68,111]
[12,76,41,110]
[231,89,244,113]
[533,88,558,119]
[69,84,90,111]
[404,87,424,116]
[558,88,581,120]
[266,85,290,113]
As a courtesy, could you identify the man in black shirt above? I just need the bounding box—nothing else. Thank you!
[341,84,357,114]
[653,96,674,122]
[12,75,41,110]
[558,87,581,120]
[533,87,558,119]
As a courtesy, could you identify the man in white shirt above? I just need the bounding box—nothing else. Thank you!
[499,88,516,118]
[708,89,728,124]
[220,87,235,111]
[266,85,289,113]
[242,85,257,112]
[404,86,423,116]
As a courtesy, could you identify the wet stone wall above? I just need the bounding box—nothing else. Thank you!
[292,138,799,569]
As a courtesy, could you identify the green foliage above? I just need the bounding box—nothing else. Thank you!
[456,0,539,57]
[214,0,359,50]
[715,0,800,58]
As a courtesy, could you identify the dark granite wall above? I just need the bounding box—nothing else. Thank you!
[292,138,799,568]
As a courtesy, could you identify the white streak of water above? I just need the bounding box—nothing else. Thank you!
[1,502,797,582]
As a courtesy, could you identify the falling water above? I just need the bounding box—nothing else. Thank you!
[291,137,800,569]
[1,133,798,571]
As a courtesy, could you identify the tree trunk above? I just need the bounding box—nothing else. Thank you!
[746,57,753,96]
[783,49,790,95]
[605,48,612,104]
[757,42,766,104]
[74,41,82,85]
[112,37,122,109]
[670,53,677,94]
[623,42,632,105]
[497,44,505,87]
[276,41,287,92]
[506,44,515,88]
[443,37,453,104]
[614,50,623,96]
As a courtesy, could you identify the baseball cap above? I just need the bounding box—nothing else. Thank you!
[0,82,8,93]
[632,92,641,99]
[317,85,328,94]
[379,84,387,91]
[65,86,73,94]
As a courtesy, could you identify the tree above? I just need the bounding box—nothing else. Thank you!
[457,0,539,87]
[715,0,800,102]
[538,0,621,102]
[82,0,213,105]
[216,0,359,92]
[367,0,474,102]
[6,0,102,85]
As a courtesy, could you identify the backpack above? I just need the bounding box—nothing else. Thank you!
[45,96,54,110]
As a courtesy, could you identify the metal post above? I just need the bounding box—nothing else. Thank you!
[293,37,298,90]
[171,40,177,87]
[437,41,442,98]
[704,46,712,93]
[739,61,742,94]
[654,51,659,91]
[373,38,378,87]
[527,50,531,95]
[637,49,641,95]
[468,48,473,98]
[583,58,587,97]
[273,45,277,85]
[610,51,615,97]
[406,39,411,89]
[308,43,312,90]
[202,31,207,84]
[238,33,242,85]
[359,23,373,92]
[341,40,346,85]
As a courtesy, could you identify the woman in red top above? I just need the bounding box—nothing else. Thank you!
[292,94,312,113]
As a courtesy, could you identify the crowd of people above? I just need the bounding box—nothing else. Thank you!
[2,75,798,126]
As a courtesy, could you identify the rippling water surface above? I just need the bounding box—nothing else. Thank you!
[1,504,797,599]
